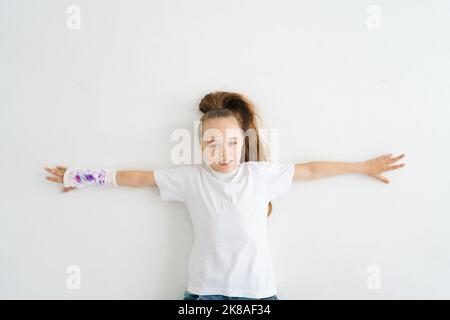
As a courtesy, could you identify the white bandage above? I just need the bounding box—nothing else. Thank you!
[63,168,117,188]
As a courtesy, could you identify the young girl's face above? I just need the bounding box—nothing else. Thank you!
[201,116,244,173]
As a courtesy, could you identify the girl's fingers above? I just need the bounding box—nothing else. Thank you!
[45,167,64,177]
[44,166,68,185]
[46,176,63,183]
[386,163,406,171]
[62,187,76,193]
[44,167,60,176]
[388,154,405,164]
[378,153,392,159]
[375,175,390,184]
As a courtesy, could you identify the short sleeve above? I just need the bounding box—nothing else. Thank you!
[249,161,295,201]
[153,165,191,203]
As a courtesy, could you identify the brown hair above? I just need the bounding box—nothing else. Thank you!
[198,91,275,217]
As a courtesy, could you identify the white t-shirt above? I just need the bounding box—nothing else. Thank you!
[153,160,295,298]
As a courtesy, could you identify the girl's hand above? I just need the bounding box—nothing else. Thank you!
[44,165,77,193]
[362,153,406,184]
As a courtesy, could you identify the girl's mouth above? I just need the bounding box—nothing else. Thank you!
[219,160,233,167]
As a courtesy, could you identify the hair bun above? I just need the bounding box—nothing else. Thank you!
[199,91,227,114]
[199,104,217,114]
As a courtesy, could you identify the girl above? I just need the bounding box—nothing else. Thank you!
[44,91,406,300]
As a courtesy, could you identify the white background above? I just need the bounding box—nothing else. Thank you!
[1,0,449,299]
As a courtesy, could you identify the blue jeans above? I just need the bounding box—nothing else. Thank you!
[183,290,279,300]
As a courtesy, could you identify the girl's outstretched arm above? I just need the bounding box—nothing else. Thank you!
[293,153,406,184]
[116,170,156,188]
[44,166,156,192]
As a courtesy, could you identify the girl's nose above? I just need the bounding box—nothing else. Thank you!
[218,147,232,162]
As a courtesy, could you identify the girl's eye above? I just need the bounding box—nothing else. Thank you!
[208,142,237,148]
